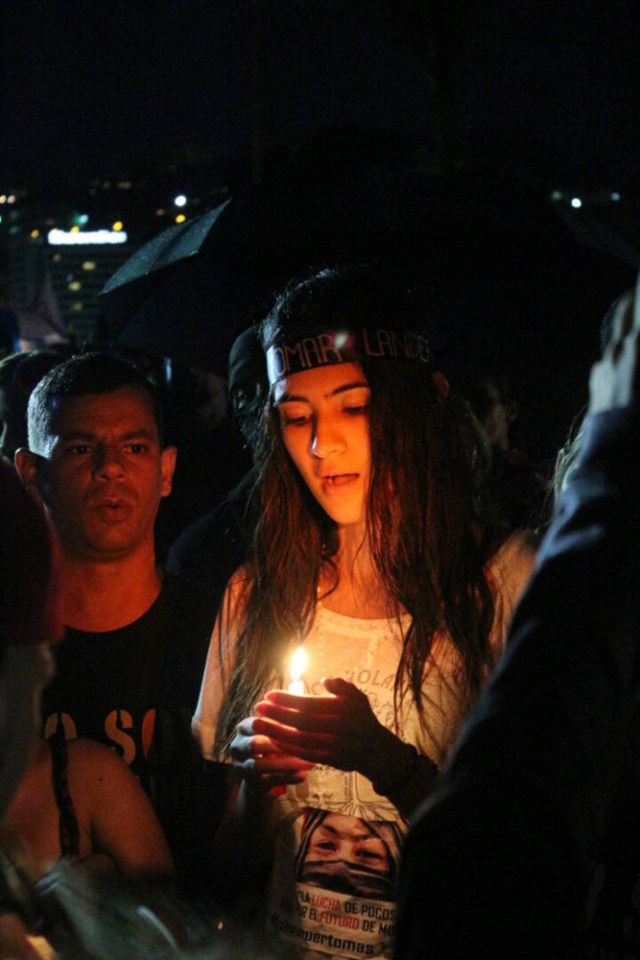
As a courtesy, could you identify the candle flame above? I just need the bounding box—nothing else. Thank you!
[289,645,308,683]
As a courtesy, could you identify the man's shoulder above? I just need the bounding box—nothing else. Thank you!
[155,570,217,634]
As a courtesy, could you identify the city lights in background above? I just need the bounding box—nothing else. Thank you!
[1,176,628,282]
[549,187,625,209]
[47,228,128,245]
[1,164,633,360]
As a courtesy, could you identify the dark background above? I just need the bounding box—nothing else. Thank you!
[2,0,640,454]
[3,0,640,190]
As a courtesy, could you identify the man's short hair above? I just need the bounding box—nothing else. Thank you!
[0,349,64,456]
[27,351,166,452]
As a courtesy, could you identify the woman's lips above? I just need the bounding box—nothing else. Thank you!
[321,474,358,488]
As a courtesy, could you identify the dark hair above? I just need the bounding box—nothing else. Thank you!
[27,351,166,451]
[228,325,265,394]
[0,350,64,458]
[0,461,54,662]
[217,266,498,755]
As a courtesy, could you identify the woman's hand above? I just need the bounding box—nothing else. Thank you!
[253,677,402,783]
[229,715,314,794]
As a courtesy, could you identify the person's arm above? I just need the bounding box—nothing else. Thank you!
[395,285,640,959]
[68,741,173,880]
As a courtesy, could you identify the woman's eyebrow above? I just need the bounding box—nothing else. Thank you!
[328,381,369,399]
[275,392,307,405]
[276,381,370,405]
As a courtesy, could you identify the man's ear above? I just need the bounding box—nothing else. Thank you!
[433,371,450,398]
[160,445,178,498]
[14,448,42,488]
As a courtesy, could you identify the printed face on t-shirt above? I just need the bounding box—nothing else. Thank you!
[300,812,394,900]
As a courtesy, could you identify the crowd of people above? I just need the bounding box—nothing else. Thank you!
[0,262,639,959]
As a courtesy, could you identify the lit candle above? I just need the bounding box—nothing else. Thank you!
[288,645,308,695]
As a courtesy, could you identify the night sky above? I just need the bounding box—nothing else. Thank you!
[2,0,640,188]
[2,0,640,452]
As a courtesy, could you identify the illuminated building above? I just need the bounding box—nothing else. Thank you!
[5,220,133,347]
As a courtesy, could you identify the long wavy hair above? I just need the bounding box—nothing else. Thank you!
[216,266,498,751]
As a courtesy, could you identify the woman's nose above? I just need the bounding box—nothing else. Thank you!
[310,417,345,458]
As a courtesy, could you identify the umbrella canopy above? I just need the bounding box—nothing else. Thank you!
[99,194,303,373]
[100,200,232,339]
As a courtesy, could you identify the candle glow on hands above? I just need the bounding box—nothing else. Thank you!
[288,645,308,695]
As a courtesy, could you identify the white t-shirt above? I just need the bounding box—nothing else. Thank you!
[192,531,534,959]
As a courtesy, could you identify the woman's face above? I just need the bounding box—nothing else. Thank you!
[274,362,371,532]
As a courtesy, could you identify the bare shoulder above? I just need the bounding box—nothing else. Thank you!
[486,529,537,616]
[226,565,251,604]
[489,529,536,576]
[25,740,51,773]
[65,738,135,783]
[217,565,252,633]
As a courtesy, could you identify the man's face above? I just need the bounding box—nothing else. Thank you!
[32,386,176,562]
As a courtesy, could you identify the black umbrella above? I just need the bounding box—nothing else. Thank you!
[99,194,302,374]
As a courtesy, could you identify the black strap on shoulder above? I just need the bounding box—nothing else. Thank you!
[49,723,80,859]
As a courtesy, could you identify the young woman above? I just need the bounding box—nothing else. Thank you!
[193,266,534,958]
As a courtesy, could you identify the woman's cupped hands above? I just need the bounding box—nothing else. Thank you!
[230,678,393,794]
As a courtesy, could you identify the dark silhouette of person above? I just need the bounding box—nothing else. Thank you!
[395,284,640,958]
[167,325,267,607]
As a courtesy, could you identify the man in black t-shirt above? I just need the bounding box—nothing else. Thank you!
[15,352,222,899]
